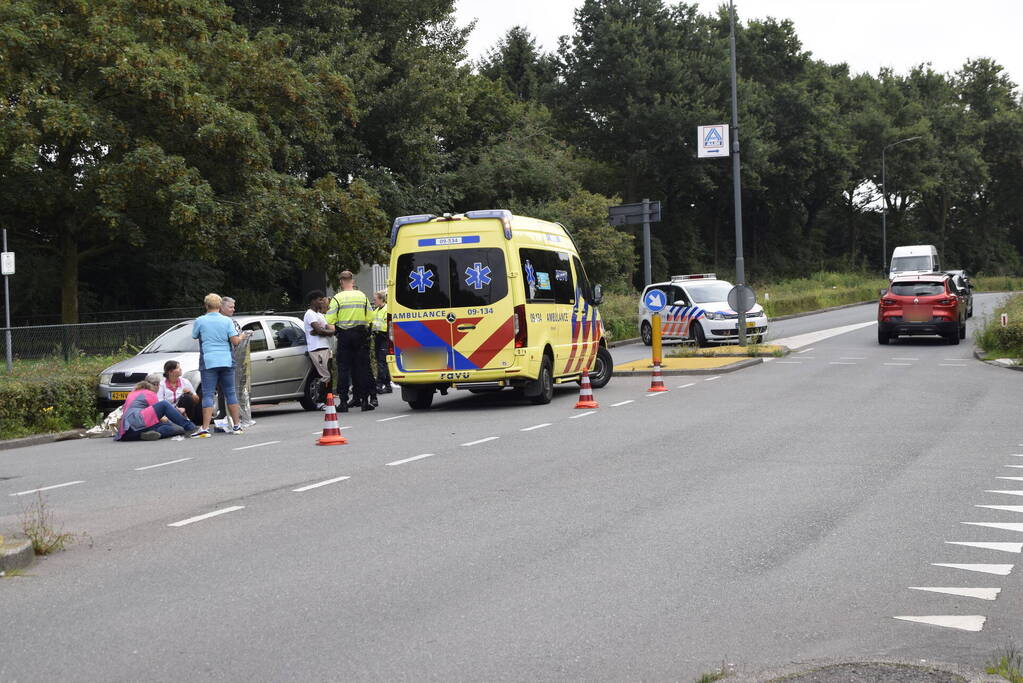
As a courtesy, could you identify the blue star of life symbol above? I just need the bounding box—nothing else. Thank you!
[524,260,536,285]
[409,266,434,293]
[464,262,492,290]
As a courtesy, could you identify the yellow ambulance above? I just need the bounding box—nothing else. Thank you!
[386,210,613,410]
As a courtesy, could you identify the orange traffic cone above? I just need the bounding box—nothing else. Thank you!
[575,369,599,409]
[648,362,668,392]
[317,393,348,445]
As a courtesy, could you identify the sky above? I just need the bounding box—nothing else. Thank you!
[454,0,1023,84]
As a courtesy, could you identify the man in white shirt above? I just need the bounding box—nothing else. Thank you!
[303,290,334,409]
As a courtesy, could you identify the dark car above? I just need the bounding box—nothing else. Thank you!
[878,274,966,345]
[946,269,974,318]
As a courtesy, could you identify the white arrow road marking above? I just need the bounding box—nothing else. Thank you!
[986,490,1023,497]
[932,563,1013,575]
[963,522,1023,533]
[771,322,875,350]
[10,481,85,496]
[946,541,1023,553]
[977,505,1023,513]
[908,587,1001,600]
[168,506,244,527]
[461,436,499,446]
[893,615,986,631]
[520,423,551,431]
[134,458,193,471]
[292,476,350,492]
[386,454,435,467]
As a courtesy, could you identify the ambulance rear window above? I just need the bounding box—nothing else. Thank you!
[395,249,508,310]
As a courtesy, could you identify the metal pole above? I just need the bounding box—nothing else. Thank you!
[728,1,747,345]
[3,228,12,372]
[881,149,887,277]
[642,197,652,286]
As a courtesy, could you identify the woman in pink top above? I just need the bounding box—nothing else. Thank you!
[158,360,200,424]
[115,380,198,441]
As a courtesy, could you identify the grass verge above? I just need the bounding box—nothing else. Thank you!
[987,647,1023,683]
[974,293,1023,361]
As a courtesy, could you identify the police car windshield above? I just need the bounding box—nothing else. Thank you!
[682,281,733,304]
[143,323,200,353]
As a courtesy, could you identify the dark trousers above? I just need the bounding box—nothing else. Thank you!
[336,326,372,401]
[176,393,203,425]
[373,332,390,388]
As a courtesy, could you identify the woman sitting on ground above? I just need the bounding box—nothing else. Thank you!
[157,360,201,425]
[115,380,198,442]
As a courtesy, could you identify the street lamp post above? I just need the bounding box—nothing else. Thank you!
[881,136,921,277]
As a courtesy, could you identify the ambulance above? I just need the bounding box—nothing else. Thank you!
[386,210,613,410]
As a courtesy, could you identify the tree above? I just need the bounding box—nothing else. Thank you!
[477,26,558,102]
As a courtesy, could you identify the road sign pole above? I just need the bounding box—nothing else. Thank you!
[642,198,652,286]
[728,0,747,346]
[652,312,662,366]
[3,228,12,372]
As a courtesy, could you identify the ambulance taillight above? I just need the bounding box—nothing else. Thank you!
[513,304,527,348]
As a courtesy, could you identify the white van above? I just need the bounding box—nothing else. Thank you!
[889,245,939,280]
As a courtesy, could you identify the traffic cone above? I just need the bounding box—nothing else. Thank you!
[317,393,348,445]
[648,362,668,392]
[575,369,599,409]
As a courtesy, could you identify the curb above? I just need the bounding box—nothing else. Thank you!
[0,429,86,453]
[614,357,763,376]
[729,657,1001,683]
[0,536,34,574]
[973,347,1023,371]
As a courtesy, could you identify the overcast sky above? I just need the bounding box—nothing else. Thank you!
[455,0,1023,84]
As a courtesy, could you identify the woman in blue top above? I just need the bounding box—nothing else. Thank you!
[191,293,243,437]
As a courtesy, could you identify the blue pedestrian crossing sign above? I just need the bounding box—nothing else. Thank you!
[644,289,667,312]
[698,124,729,158]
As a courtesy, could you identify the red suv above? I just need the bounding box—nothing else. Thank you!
[878,274,966,345]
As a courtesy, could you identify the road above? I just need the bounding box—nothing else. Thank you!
[1,293,1020,681]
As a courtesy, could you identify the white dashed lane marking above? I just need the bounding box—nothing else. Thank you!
[168,506,244,527]
[893,615,986,631]
[932,563,1013,575]
[232,440,281,451]
[798,348,815,354]
[891,357,919,361]
[462,436,499,446]
[829,362,856,365]
[292,476,350,492]
[704,376,720,382]
[946,541,1023,553]
[909,587,1001,600]
[520,423,551,431]
[677,383,695,388]
[776,361,802,364]
[377,415,408,423]
[386,454,434,467]
[884,363,912,366]
[9,481,85,497]
[569,411,595,419]
[611,400,634,407]
[134,458,193,471]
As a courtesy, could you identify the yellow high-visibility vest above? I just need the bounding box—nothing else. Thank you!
[372,303,388,333]
[326,289,370,329]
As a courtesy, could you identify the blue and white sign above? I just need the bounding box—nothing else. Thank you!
[698,124,729,158]
[644,289,667,312]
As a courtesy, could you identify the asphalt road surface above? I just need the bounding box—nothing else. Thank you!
[1,293,1020,681]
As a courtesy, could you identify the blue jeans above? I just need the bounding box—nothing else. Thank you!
[200,366,237,407]
[123,401,197,440]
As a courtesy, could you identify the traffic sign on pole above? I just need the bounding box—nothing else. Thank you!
[697,124,729,158]
[644,289,667,313]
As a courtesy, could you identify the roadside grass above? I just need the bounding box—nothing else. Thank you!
[975,293,1023,361]
[0,351,131,385]
[987,647,1023,683]
[972,275,1023,292]
[21,493,88,555]
[752,272,888,318]
[0,568,28,578]
[694,662,736,682]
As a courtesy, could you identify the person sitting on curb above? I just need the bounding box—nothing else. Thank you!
[115,380,198,441]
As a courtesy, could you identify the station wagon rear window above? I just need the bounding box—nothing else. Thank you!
[890,282,946,296]
[395,248,508,310]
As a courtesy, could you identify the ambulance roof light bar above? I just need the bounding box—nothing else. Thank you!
[390,214,436,247]
[671,273,717,281]
[464,209,513,240]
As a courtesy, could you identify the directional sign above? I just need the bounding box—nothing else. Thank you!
[608,201,662,226]
[698,124,729,158]
[0,252,13,276]
[644,289,667,313]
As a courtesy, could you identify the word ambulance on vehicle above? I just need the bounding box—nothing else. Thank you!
[386,210,613,410]
[638,273,768,346]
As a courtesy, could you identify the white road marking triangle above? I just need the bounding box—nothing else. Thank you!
[908,587,1000,600]
[986,490,1023,497]
[932,563,1013,575]
[1005,465,1023,469]
[893,615,986,631]
[996,477,1023,481]
[946,541,1023,553]
[963,522,1023,533]
[977,505,1023,513]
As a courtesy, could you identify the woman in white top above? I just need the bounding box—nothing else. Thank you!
[158,360,200,424]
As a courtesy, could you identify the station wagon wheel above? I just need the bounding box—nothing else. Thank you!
[588,346,613,389]
[529,356,554,405]
[299,371,324,411]
[641,321,653,346]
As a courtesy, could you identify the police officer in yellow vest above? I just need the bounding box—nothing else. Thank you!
[371,290,391,396]
[325,271,374,412]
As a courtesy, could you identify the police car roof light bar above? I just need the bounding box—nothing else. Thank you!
[464,209,513,240]
[390,214,437,247]
[672,273,717,281]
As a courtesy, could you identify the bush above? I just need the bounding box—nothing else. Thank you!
[976,293,1023,360]
[598,291,639,341]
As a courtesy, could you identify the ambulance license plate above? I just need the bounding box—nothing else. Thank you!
[401,348,449,371]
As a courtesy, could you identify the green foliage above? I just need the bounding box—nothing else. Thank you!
[753,272,888,317]
[987,647,1023,683]
[21,493,84,556]
[975,293,1023,360]
[596,291,639,341]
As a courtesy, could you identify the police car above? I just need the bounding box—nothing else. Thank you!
[638,274,768,346]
